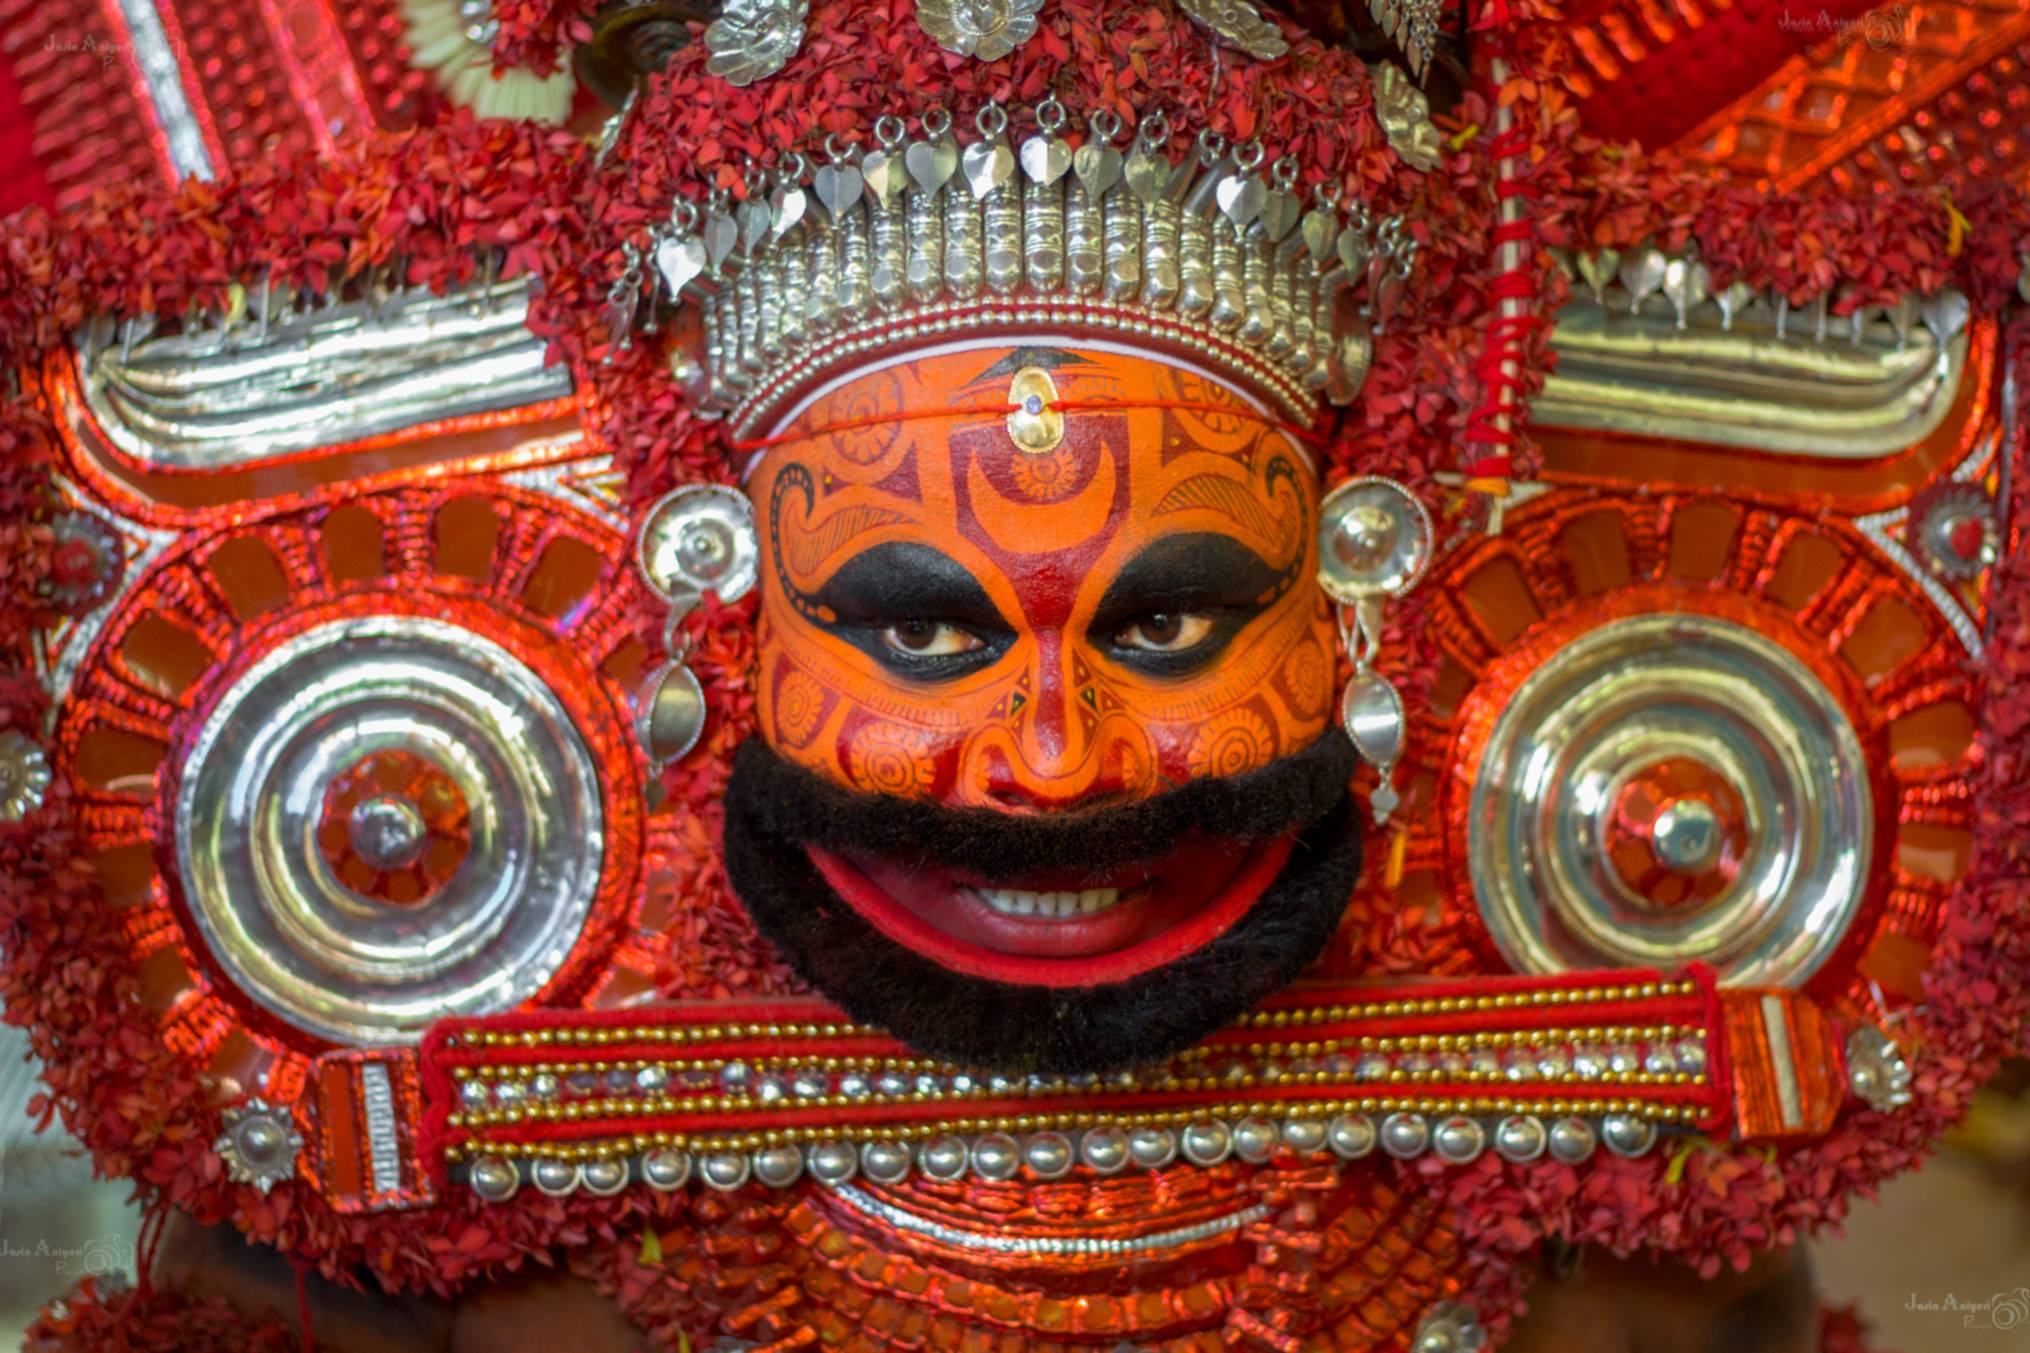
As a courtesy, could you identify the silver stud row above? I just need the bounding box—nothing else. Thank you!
[462,1110,1664,1202]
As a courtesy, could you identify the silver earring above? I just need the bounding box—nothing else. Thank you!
[632,483,759,765]
[1315,476,1433,825]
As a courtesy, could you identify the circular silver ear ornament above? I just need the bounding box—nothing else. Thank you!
[1316,475,1434,604]
[1316,476,1432,825]
[636,483,758,604]
[636,660,708,766]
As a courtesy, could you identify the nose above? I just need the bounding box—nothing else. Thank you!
[963,724,1153,813]
[974,742,1153,815]
[952,629,1159,811]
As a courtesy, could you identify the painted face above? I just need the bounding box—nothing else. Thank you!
[724,344,1357,1071]
[754,345,1334,802]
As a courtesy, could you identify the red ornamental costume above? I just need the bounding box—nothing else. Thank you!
[0,2,2026,1350]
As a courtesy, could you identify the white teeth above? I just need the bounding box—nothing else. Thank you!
[976,887,1122,919]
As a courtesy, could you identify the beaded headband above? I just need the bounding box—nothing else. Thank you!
[622,93,1421,438]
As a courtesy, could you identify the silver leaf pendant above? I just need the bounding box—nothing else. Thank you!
[1371,269,1406,334]
[1215,174,1266,232]
[1341,670,1404,768]
[1020,133,1072,186]
[1302,208,1339,265]
[962,138,1015,200]
[1618,247,1668,311]
[637,662,707,766]
[655,233,707,296]
[1340,669,1406,825]
[606,283,639,354]
[1258,188,1300,243]
[1124,146,1170,205]
[1714,279,1754,329]
[738,197,773,254]
[1073,141,1123,199]
[1661,256,1710,326]
[862,148,906,208]
[813,162,864,217]
[768,182,807,239]
[1574,248,1619,305]
[905,136,959,195]
[1326,312,1372,405]
[1336,224,1369,276]
[1921,289,1971,344]
[702,212,738,271]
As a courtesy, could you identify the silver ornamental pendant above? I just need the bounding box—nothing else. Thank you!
[631,485,760,768]
[1315,476,1434,825]
[1339,669,1406,824]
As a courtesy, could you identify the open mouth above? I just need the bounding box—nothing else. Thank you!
[807,832,1297,985]
[720,732,1361,1071]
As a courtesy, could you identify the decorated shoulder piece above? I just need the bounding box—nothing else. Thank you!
[0,1,2025,1351]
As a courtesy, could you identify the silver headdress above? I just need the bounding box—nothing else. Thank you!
[624,95,1419,437]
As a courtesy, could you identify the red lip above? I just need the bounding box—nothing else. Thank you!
[806,831,1299,988]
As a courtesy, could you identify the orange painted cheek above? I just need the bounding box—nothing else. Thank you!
[1139,598,1338,784]
[757,622,969,798]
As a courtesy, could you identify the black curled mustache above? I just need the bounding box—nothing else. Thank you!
[724,729,1358,880]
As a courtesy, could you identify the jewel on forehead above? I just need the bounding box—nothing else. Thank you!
[1004,366,1065,454]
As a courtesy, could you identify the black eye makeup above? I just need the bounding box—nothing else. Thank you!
[805,542,1014,680]
[1087,533,1285,677]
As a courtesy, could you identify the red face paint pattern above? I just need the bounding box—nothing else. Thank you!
[752,346,1335,812]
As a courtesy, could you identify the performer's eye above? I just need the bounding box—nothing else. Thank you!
[1112,613,1215,653]
[881,621,986,657]
[1089,534,1289,677]
[804,544,1013,678]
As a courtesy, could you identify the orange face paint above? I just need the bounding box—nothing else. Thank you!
[751,345,1336,814]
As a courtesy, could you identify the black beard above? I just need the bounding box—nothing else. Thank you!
[720,734,1363,1075]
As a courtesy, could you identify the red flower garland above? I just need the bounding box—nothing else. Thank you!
[488,0,599,79]
[1819,1301,1893,1353]
[21,1277,299,1353]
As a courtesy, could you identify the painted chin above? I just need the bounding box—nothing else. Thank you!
[805,832,1299,987]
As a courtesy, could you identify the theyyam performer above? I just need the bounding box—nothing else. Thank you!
[0,0,2025,1349]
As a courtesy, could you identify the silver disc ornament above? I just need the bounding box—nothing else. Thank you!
[636,483,758,605]
[1316,476,1434,823]
[1468,612,1873,986]
[1317,475,1434,603]
[175,615,605,1045]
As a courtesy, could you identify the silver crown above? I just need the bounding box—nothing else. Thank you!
[618,98,1419,436]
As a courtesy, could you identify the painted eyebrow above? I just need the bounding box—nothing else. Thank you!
[808,542,1010,630]
[1090,532,1287,625]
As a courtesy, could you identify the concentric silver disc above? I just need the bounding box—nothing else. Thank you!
[175,615,604,1044]
[1467,612,1872,986]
